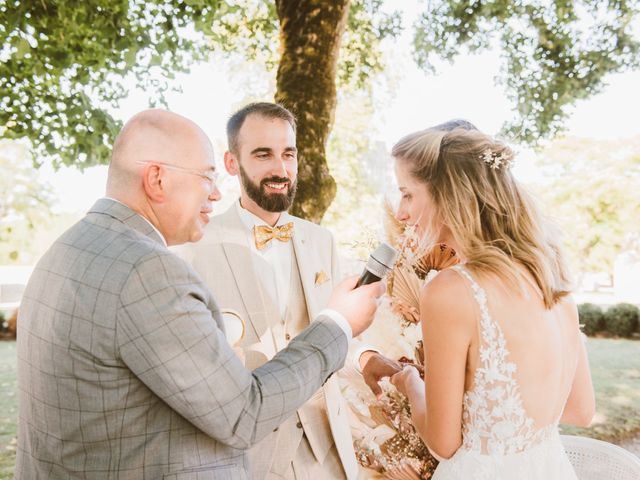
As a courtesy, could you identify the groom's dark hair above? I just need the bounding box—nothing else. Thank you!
[227,102,297,154]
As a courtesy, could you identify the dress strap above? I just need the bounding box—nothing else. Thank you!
[450,265,489,314]
[450,264,506,367]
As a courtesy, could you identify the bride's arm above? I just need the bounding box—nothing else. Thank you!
[560,301,596,426]
[392,269,474,460]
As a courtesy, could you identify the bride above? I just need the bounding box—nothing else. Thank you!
[384,123,595,479]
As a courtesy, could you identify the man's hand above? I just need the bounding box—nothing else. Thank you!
[327,276,385,337]
[361,352,403,398]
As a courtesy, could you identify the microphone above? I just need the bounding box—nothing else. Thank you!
[356,242,399,287]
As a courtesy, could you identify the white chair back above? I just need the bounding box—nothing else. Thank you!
[561,435,640,480]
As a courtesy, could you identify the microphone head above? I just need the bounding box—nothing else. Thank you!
[366,242,399,278]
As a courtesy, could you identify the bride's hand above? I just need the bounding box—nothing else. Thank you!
[390,365,423,397]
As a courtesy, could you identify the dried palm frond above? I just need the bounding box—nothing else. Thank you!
[390,300,420,325]
[412,243,459,279]
[388,243,459,325]
[388,264,422,324]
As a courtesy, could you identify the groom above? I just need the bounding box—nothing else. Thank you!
[179,102,393,479]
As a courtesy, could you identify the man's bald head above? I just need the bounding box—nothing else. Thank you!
[106,109,213,198]
[103,109,220,246]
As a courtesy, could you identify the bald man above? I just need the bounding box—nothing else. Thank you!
[15,110,383,480]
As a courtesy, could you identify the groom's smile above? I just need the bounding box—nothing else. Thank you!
[263,177,291,194]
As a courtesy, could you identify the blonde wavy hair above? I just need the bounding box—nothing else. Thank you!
[392,126,571,308]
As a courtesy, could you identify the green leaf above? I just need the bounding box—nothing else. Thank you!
[124,49,138,67]
[15,38,31,59]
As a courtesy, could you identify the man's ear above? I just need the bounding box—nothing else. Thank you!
[141,163,166,202]
[224,151,239,176]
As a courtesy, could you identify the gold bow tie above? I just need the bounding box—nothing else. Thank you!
[253,222,294,250]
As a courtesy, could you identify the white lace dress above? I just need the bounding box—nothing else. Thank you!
[432,266,577,480]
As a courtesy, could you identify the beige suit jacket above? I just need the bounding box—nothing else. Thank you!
[178,203,359,479]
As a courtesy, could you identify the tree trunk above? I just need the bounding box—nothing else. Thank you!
[274,0,350,223]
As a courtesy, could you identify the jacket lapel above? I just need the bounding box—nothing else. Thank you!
[292,219,321,321]
[217,206,270,339]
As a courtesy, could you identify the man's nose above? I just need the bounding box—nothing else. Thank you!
[208,184,222,201]
[271,157,288,177]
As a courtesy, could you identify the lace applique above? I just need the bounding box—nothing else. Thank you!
[452,266,557,455]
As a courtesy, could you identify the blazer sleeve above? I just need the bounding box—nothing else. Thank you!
[115,250,348,449]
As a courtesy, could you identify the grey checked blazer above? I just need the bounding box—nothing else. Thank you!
[15,198,348,480]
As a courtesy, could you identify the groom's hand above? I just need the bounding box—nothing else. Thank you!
[361,352,403,399]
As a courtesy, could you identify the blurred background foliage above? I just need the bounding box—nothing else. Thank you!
[1,0,639,220]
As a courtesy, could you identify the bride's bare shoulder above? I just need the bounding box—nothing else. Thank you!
[422,267,467,295]
[419,268,476,327]
[555,293,579,324]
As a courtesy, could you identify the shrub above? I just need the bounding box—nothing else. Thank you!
[7,309,17,338]
[604,303,640,338]
[578,303,604,336]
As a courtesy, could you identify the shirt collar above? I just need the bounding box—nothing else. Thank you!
[104,197,168,247]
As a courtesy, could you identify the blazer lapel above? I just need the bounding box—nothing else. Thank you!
[217,207,270,339]
[292,219,321,321]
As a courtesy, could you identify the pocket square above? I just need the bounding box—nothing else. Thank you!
[314,270,329,285]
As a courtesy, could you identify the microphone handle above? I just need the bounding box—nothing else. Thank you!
[356,269,382,288]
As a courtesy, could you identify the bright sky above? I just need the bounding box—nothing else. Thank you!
[41,15,640,215]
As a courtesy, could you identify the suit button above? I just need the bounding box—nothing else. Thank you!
[285,333,291,341]
[296,421,303,429]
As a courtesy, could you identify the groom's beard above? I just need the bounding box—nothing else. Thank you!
[238,163,297,213]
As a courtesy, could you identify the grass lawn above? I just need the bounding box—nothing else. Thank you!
[0,341,16,480]
[560,337,640,442]
[0,338,638,478]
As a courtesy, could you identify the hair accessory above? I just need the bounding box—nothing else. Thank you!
[480,149,514,170]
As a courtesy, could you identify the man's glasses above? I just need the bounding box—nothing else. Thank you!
[136,160,219,185]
